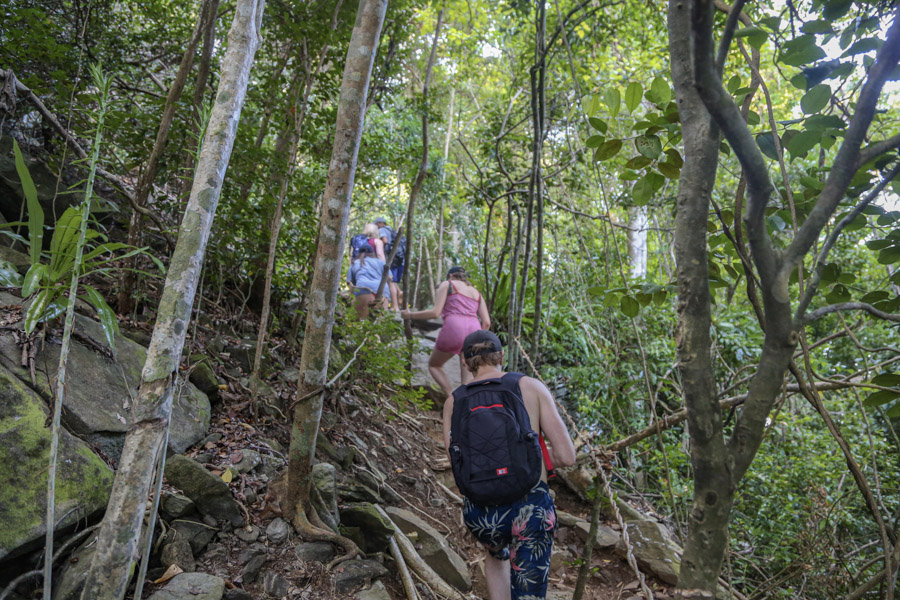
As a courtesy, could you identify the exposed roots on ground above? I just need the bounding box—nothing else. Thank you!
[291,504,359,570]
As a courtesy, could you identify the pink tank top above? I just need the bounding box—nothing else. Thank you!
[442,282,480,318]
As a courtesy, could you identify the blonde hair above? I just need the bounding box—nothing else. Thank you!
[364,223,380,238]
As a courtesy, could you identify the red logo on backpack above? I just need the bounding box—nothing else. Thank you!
[496,467,508,476]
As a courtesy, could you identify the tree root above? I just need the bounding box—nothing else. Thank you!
[291,504,359,570]
[376,505,466,600]
[388,535,420,600]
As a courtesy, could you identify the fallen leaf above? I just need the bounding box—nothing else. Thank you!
[153,564,183,584]
[222,468,234,483]
[230,450,244,463]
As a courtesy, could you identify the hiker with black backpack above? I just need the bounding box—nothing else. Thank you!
[444,330,576,600]
[374,216,404,310]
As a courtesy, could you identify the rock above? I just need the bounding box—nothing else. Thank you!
[573,520,622,549]
[160,537,196,573]
[224,590,253,600]
[265,517,291,545]
[52,532,98,600]
[238,543,267,563]
[615,520,681,585]
[410,335,458,405]
[162,492,196,519]
[385,507,471,592]
[234,525,261,543]
[241,554,268,584]
[316,435,354,469]
[231,449,261,474]
[164,454,243,527]
[336,479,382,504]
[203,543,227,561]
[312,463,339,523]
[295,542,336,563]
[170,518,217,555]
[0,364,113,561]
[189,354,220,401]
[280,367,299,383]
[339,503,395,554]
[333,559,389,594]
[0,245,29,274]
[262,570,291,598]
[0,311,210,459]
[147,572,225,600]
[224,339,256,372]
[550,546,575,575]
[356,580,391,600]
[259,437,283,453]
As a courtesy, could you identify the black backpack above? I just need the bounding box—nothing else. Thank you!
[390,235,406,268]
[449,373,543,506]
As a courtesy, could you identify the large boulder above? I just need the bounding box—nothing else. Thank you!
[0,297,210,458]
[614,520,681,585]
[384,506,471,592]
[0,364,114,561]
[164,455,243,527]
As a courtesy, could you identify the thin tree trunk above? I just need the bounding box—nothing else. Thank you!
[531,0,546,363]
[251,43,330,390]
[400,8,443,337]
[437,87,454,275]
[80,2,265,597]
[118,1,208,314]
[286,0,386,550]
[412,235,423,308]
[182,0,221,194]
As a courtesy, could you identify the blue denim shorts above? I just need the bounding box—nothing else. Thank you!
[462,481,557,599]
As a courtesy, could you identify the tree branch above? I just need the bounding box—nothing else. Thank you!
[803,302,900,325]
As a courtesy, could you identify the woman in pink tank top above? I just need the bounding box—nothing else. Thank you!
[401,266,491,397]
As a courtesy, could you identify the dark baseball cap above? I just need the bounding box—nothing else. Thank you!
[374,216,388,224]
[462,330,503,359]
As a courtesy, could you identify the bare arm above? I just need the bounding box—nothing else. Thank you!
[442,394,454,451]
[373,238,386,261]
[402,280,450,320]
[477,294,491,330]
[523,376,576,467]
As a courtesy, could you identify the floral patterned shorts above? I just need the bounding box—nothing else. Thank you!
[462,481,557,600]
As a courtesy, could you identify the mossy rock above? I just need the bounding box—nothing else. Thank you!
[0,364,113,561]
[0,307,210,458]
[189,354,220,400]
[339,502,395,554]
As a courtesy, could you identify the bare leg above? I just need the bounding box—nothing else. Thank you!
[354,294,374,320]
[484,552,511,600]
[459,355,473,386]
[428,348,456,397]
[389,282,401,310]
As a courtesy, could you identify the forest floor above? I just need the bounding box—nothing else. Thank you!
[135,311,676,600]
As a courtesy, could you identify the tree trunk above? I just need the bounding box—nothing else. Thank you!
[80,2,265,597]
[181,0,221,195]
[530,0,546,363]
[117,1,208,314]
[668,0,728,593]
[286,0,387,540]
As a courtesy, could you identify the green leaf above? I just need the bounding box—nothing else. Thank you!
[658,162,681,179]
[625,156,652,169]
[21,262,47,297]
[734,26,768,49]
[588,117,608,134]
[586,135,605,148]
[13,140,44,266]
[664,148,683,168]
[785,130,821,157]
[800,84,831,114]
[860,291,890,304]
[842,38,882,58]
[864,389,900,408]
[81,284,118,355]
[878,246,900,264]
[756,133,780,160]
[649,76,671,105]
[823,0,851,20]
[603,88,621,117]
[635,134,662,159]
[620,295,640,318]
[0,259,23,288]
[49,206,83,279]
[624,82,643,113]
[25,288,52,333]
[867,239,894,250]
[780,35,826,66]
[801,20,834,34]
[632,177,654,205]
[594,139,623,161]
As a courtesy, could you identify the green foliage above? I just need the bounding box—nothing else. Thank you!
[333,313,430,413]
